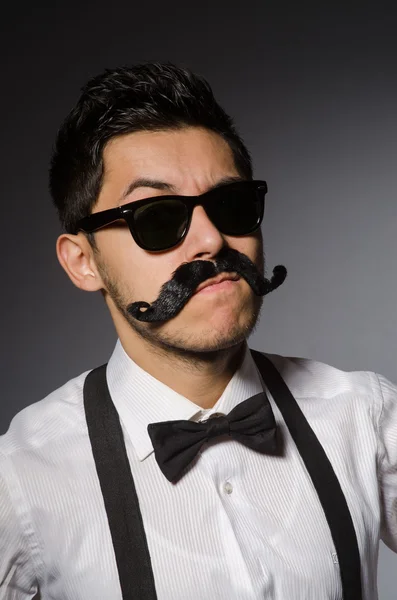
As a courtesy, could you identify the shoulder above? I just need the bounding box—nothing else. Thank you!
[0,368,93,460]
[256,349,392,404]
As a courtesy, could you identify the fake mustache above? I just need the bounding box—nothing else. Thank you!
[128,247,287,323]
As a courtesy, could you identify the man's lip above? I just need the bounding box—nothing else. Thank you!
[195,273,240,294]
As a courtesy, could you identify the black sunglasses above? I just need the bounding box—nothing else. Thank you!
[74,179,267,252]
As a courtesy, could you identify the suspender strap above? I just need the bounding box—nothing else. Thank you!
[83,365,158,600]
[251,350,362,600]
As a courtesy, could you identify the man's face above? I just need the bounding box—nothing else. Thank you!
[92,126,264,353]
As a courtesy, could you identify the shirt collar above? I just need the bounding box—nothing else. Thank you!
[106,339,264,461]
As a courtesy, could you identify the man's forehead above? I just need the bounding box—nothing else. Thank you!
[99,128,240,204]
[102,127,236,169]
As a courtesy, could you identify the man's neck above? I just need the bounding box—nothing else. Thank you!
[117,331,247,409]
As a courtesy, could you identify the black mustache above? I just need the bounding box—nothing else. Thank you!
[128,247,287,323]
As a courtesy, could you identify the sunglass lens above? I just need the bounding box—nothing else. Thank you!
[133,199,188,251]
[207,186,264,235]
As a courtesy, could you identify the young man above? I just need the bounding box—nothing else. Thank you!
[0,62,396,600]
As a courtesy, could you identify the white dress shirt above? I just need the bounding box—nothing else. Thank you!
[1,340,397,600]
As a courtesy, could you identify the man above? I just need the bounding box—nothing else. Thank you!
[0,62,396,600]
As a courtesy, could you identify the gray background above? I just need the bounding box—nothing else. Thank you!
[0,1,396,597]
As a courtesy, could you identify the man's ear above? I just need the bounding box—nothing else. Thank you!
[56,232,104,292]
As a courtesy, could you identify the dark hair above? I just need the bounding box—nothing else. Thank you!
[49,62,253,236]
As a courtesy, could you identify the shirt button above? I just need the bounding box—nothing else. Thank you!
[223,481,233,495]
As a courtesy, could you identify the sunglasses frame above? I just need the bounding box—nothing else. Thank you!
[75,179,268,252]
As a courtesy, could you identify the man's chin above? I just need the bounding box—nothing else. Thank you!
[161,331,248,355]
[156,312,260,354]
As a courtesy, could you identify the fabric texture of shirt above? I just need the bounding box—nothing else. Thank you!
[1,340,397,600]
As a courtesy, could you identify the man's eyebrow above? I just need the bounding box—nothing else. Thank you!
[120,175,246,203]
[120,178,177,202]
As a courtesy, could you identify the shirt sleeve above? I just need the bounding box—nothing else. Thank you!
[377,373,397,553]
[0,455,39,599]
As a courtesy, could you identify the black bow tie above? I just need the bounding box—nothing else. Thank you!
[147,392,278,482]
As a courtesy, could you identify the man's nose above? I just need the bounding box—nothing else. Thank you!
[182,205,226,260]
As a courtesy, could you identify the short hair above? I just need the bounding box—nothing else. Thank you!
[49,62,253,235]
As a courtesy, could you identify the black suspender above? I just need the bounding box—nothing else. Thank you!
[83,350,362,599]
[251,350,362,600]
[84,365,158,600]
